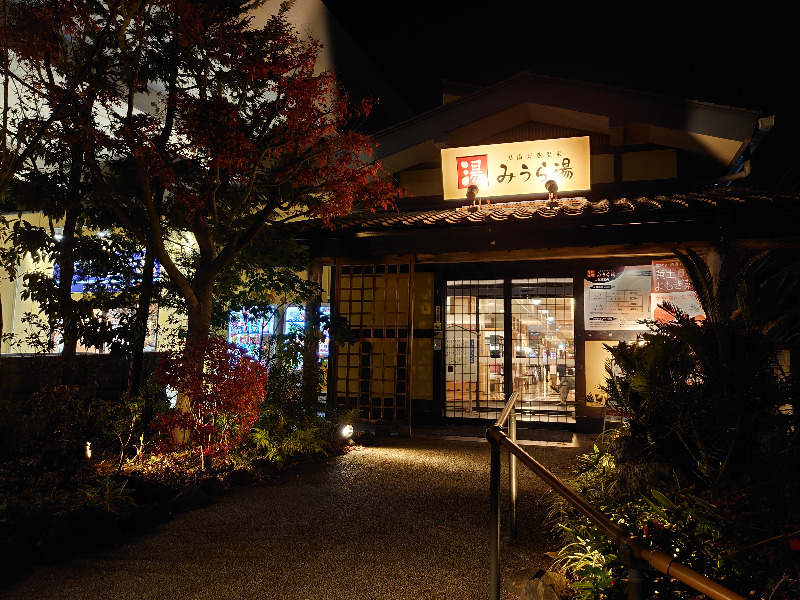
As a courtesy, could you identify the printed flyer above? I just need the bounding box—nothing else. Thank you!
[584,266,652,331]
[651,259,705,321]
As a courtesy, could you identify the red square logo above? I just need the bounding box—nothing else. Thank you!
[457,155,488,189]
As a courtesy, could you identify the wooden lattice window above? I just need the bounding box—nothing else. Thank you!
[332,258,414,424]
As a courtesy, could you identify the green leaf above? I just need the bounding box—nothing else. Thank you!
[651,489,677,511]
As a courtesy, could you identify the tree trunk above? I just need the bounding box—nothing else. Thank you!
[57,206,80,384]
[173,280,215,419]
[0,285,3,395]
[129,249,156,429]
[186,282,215,344]
[301,260,322,412]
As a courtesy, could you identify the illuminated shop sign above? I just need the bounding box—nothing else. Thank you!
[441,136,591,201]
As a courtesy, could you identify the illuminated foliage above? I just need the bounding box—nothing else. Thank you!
[4,0,400,352]
[154,338,268,458]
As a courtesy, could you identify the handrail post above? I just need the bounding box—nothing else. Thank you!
[508,410,517,539]
[620,543,644,600]
[488,427,501,600]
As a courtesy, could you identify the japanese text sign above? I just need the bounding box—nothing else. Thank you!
[651,259,704,322]
[584,266,652,331]
[651,259,695,293]
[441,136,590,200]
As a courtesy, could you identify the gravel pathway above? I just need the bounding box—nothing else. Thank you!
[1,432,594,600]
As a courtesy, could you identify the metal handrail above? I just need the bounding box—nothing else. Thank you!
[486,391,746,600]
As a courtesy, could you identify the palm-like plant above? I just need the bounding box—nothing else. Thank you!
[604,247,799,498]
[577,247,800,598]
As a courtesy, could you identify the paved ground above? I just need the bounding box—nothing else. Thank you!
[1,430,596,600]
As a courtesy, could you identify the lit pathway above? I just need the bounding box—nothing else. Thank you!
[2,432,592,600]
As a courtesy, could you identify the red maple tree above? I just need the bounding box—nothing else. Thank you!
[92,1,399,349]
[154,337,268,460]
[5,1,399,408]
[7,0,397,338]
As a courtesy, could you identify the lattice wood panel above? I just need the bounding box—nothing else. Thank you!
[332,258,414,424]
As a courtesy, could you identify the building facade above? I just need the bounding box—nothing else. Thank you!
[293,73,798,428]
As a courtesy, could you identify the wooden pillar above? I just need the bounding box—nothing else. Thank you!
[301,259,323,411]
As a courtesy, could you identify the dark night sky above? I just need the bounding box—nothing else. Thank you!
[321,3,799,191]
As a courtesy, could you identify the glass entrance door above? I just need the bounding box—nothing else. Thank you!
[444,277,574,423]
[509,278,575,424]
[444,280,505,418]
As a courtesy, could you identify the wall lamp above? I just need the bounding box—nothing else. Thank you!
[545,179,559,205]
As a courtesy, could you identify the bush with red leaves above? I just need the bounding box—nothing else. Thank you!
[154,338,268,459]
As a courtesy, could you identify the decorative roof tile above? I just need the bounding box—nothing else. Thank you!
[289,187,800,235]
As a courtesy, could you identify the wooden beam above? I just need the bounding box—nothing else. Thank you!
[416,241,716,264]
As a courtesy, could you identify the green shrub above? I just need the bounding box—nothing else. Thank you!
[249,412,329,468]
[75,476,135,513]
[554,424,800,599]
[551,249,800,599]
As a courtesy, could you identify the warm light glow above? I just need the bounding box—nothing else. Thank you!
[340,424,354,439]
[441,136,591,200]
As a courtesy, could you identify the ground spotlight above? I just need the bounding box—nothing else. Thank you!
[340,424,354,439]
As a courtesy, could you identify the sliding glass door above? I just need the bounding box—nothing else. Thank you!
[444,277,574,423]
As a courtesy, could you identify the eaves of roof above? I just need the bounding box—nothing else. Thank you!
[289,186,799,238]
[373,72,764,159]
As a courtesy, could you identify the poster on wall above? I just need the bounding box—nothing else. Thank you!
[651,259,705,321]
[584,266,652,331]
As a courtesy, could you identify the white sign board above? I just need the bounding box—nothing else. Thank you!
[441,136,591,201]
[584,266,652,331]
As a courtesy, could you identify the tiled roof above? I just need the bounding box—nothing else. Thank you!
[290,187,798,235]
